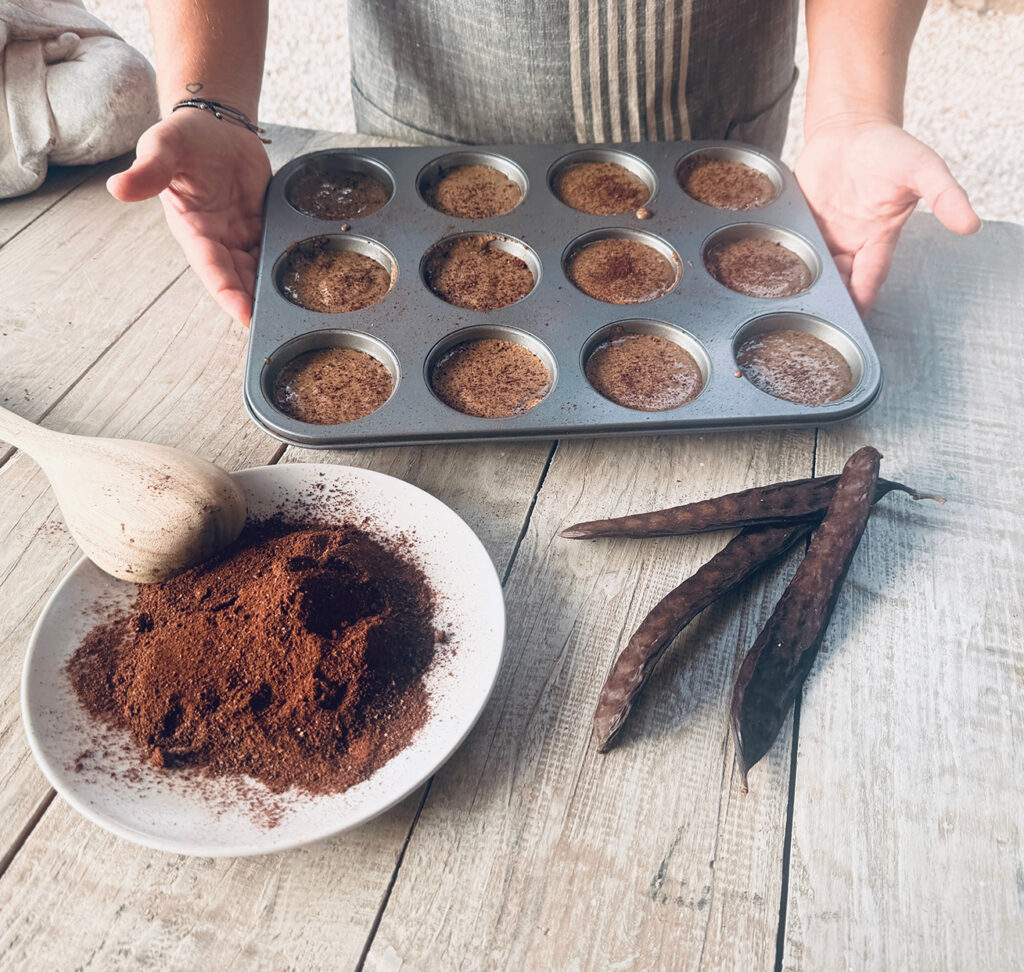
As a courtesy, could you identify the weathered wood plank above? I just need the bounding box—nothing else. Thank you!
[364,430,816,970]
[782,217,1024,970]
[0,164,99,249]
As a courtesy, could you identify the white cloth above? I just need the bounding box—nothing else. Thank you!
[0,0,157,198]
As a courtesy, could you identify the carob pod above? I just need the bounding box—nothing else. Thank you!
[730,445,882,789]
[560,476,938,540]
[594,522,813,752]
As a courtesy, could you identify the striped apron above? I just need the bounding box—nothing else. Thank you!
[349,0,798,153]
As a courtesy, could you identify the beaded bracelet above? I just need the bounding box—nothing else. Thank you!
[170,98,272,144]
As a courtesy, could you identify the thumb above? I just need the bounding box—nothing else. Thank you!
[107,123,180,202]
[911,152,982,236]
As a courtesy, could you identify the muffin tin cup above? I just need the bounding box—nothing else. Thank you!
[676,145,784,209]
[417,151,529,216]
[426,324,558,417]
[702,222,822,297]
[582,319,711,409]
[549,148,658,212]
[262,330,401,429]
[245,141,883,449]
[284,152,397,220]
[732,313,865,405]
[421,232,542,310]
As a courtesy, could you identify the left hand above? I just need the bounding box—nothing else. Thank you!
[794,118,981,315]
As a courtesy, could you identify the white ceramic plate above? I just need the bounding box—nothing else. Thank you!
[22,463,505,857]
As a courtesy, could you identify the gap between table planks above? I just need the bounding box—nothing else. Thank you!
[0,164,97,250]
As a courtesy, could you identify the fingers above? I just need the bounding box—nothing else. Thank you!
[178,232,257,327]
[848,238,897,316]
[911,153,982,236]
[212,286,255,328]
[831,251,854,289]
[107,124,180,202]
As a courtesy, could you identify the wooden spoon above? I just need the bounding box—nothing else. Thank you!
[0,406,246,583]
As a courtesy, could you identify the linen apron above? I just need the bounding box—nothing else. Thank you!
[349,0,798,153]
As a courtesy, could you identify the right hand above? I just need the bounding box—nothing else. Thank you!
[107,109,272,326]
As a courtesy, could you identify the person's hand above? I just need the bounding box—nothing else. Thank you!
[107,109,271,326]
[794,118,981,315]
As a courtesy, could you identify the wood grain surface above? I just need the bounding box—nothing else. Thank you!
[0,130,1019,970]
[782,220,1024,971]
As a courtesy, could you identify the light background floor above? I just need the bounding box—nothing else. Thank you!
[91,0,1023,222]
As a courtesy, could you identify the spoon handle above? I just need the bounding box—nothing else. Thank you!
[0,405,61,457]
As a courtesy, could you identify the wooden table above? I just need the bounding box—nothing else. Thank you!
[0,126,1020,971]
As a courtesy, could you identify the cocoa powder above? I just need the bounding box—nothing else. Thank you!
[553,161,651,215]
[736,329,854,405]
[424,164,522,219]
[678,158,777,210]
[567,238,677,304]
[423,235,534,311]
[68,518,440,796]
[704,238,812,298]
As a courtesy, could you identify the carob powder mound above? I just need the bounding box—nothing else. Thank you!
[281,238,393,313]
[273,347,393,424]
[431,338,550,418]
[678,158,777,210]
[704,237,812,298]
[736,329,854,405]
[586,329,703,411]
[68,519,440,796]
[567,238,677,304]
[424,164,522,219]
[423,235,534,311]
[553,161,651,215]
[288,168,392,220]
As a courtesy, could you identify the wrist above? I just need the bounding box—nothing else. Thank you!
[804,101,900,142]
[170,98,269,143]
[159,85,260,121]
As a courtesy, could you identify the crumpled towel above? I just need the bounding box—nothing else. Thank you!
[1,0,158,198]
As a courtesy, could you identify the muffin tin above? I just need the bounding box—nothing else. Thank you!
[244,141,882,448]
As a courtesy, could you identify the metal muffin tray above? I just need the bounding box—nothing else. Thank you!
[244,141,882,448]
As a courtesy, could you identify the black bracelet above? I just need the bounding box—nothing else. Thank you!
[171,98,272,144]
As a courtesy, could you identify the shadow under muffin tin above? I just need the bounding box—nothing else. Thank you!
[244,142,882,448]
